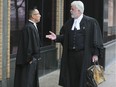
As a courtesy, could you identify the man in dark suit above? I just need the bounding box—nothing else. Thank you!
[46,1,103,87]
[14,7,41,87]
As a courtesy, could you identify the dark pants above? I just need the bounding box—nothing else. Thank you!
[68,50,84,87]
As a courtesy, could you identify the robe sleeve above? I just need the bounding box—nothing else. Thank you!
[93,19,104,57]
[24,28,33,62]
[15,28,30,65]
[55,26,65,45]
[23,27,40,63]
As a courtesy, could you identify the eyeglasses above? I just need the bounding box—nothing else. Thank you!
[33,13,39,15]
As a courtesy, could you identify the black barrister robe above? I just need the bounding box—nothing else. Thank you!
[57,15,104,87]
[14,21,40,87]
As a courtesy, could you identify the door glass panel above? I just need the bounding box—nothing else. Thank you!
[10,0,25,55]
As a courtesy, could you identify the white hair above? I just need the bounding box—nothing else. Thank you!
[71,1,84,13]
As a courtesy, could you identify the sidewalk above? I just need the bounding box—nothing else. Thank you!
[39,70,61,87]
[39,59,116,87]
[99,60,116,87]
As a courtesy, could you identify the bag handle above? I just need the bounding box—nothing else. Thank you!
[93,61,99,65]
[94,61,106,81]
[93,61,104,72]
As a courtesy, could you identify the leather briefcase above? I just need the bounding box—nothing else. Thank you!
[86,61,105,87]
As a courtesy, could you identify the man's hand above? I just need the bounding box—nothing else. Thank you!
[92,55,98,62]
[29,61,32,64]
[46,31,56,40]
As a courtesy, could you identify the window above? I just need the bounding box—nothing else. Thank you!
[10,0,56,56]
[103,0,116,42]
[38,0,56,46]
[108,0,116,37]
[10,0,25,55]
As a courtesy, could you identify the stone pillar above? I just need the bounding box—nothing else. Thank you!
[0,0,10,86]
[0,0,3,81]
[56,0,64,61]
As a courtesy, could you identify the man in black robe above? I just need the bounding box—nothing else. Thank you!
[46,1,103,87]
[14,8,41,87]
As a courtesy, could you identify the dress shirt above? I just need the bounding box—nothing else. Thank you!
[29,20,38,29]
[71,14,83,30]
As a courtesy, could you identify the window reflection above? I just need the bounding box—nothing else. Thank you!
[108,0,115,36]
[104,0,116,42]
[10,0,25,55]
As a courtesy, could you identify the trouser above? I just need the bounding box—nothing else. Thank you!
[68,50,84,87]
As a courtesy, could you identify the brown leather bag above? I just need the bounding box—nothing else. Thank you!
[87,61,105,86]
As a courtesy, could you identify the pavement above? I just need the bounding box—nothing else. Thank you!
[39,59,116,87]
[99,59,116,87]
